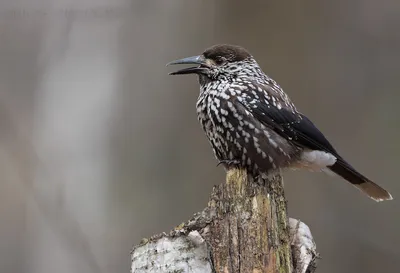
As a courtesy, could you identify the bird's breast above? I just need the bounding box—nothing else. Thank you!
[195,82,302,175]
[196,84,235,160]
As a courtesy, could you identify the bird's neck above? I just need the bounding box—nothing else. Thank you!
[198,62,267,92]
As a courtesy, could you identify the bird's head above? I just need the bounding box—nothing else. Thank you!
[167,44,257,84]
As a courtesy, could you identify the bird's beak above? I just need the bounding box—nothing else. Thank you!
[167,55,208,75]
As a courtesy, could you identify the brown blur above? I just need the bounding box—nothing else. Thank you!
[0,1,399,273]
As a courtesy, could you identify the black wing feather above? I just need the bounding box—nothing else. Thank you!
[236,81,392,201]
[238,93,340,158]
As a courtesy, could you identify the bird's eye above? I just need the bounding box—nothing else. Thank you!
[215,57,225,65]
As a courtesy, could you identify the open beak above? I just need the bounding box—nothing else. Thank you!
[166,55,208,75]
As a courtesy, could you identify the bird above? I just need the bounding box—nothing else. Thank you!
[167,44,392,202]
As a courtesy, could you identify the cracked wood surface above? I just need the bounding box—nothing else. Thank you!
[131,169,318,273]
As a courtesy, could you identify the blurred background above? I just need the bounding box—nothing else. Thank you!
[0,0,399,272]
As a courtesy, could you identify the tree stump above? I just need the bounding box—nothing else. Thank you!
[131,169,318,273]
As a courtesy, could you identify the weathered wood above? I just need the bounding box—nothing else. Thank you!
[131,169,318,273]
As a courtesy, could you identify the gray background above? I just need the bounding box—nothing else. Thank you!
[0,1,399,272]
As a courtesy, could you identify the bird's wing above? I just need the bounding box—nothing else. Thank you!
[234,81,340,158]
[231,81,392,201]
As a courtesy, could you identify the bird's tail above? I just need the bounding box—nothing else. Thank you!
[328,159,393,202]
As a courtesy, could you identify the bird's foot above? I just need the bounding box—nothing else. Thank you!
[217,159,241,168]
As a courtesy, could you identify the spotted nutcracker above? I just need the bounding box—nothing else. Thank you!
[167,44,392,202]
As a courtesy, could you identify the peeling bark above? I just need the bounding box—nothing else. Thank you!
[131,169,318,273]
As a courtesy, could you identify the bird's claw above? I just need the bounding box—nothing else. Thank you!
[217,159,241,167]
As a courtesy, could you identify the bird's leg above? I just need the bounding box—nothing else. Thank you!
[217,159,241,168]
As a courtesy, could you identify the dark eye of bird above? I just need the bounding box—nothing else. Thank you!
[215,57,224,65]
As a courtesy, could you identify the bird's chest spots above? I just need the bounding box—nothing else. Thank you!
[196,84,233,159]
[196,83,226,127]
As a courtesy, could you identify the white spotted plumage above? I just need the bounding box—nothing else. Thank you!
[196,61,299,175]
[172,44,392,201]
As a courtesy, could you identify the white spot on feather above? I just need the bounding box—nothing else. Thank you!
[269,138,278,148]
[247,158,251,165]
[220,92,230,100]
[214,98,220,107]
[220,109,229,116]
